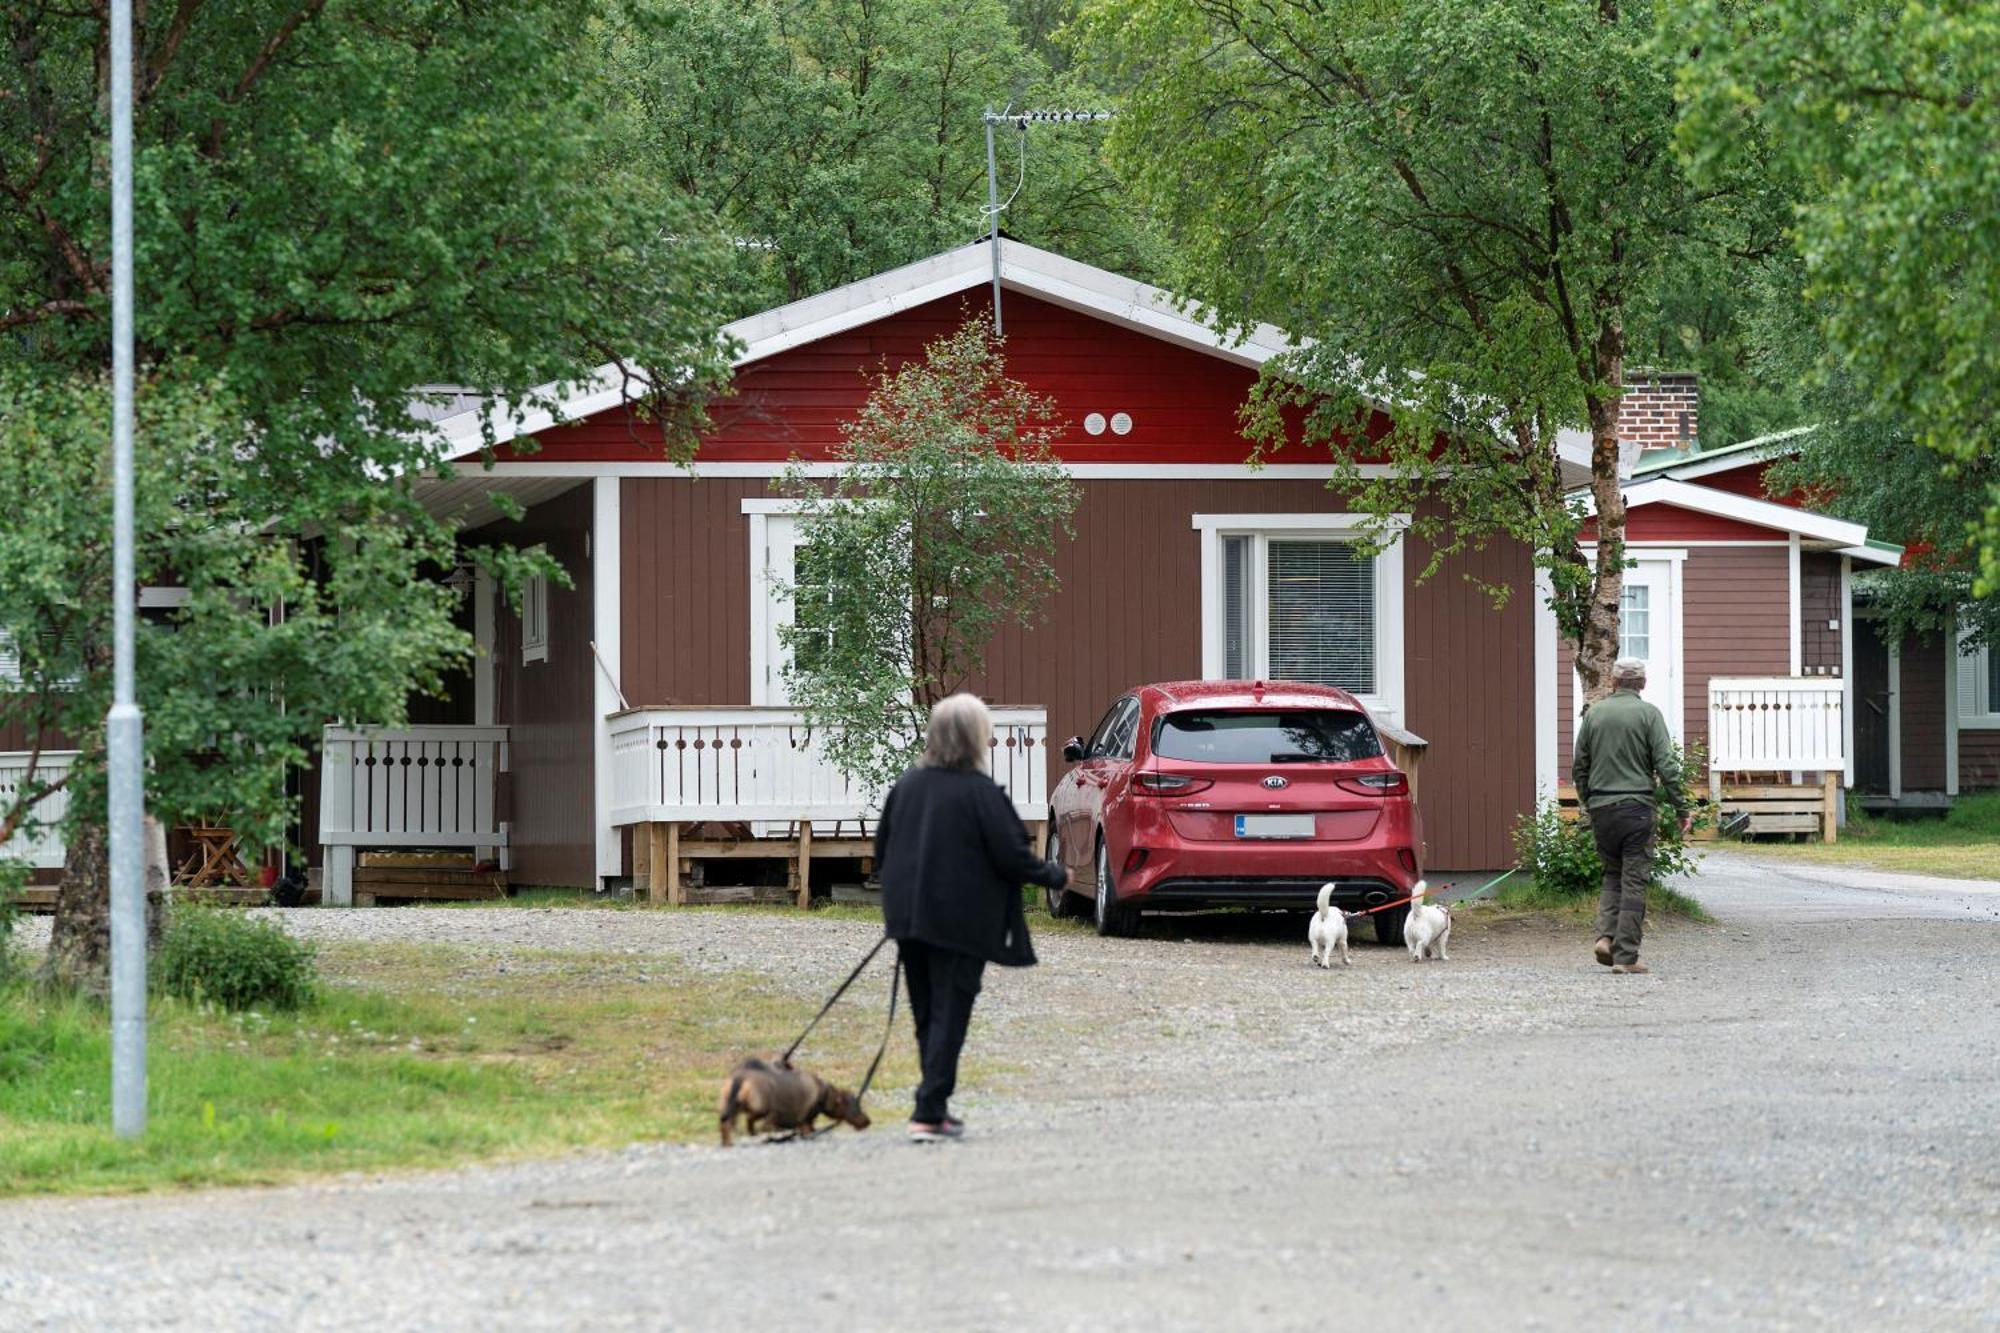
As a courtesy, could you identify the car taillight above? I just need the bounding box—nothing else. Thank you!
[1397,848,1419,876]
[1336,772,1409,797]
[1133,772,1214,795]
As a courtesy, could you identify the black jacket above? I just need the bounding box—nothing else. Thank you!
[874,766,1063,967]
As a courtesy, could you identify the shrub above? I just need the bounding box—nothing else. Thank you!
[1512,742,1708,899]
[157,907,317,1011]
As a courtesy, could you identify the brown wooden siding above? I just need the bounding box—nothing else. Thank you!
[487,482,596,886]
[1683,547,1791,758]
[1898,631,1948,790]
[618,476,1536,869]
[1961,729,2000,792]
[1557,545,1790,776]
[621,476,771,705]
[1799,552,1842,675]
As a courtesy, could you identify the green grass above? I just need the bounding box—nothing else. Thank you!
[0,940,917,1198]
[1725,791,2000,880]
[1493,876,1713,924]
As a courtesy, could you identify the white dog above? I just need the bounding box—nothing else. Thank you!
[1308,882,1350,968]
[1403,881,1452,962]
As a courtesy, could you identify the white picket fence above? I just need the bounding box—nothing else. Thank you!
[318,725,509,906]
[1707,677,1845,773]
[0,750,77,869]
[607,706,1049,826]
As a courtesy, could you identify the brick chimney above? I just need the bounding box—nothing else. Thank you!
[1617,371,1699,466]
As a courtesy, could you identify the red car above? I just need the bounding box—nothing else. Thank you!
[1047,680,1422,938]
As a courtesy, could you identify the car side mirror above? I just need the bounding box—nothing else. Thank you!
[1062,736,1086,763]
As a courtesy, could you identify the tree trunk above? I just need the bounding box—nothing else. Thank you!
[1576,335,1629,706]
[42,814,166,997]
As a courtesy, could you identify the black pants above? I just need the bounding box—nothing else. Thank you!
[1589,799,1656,965]
[900,940,985,1124]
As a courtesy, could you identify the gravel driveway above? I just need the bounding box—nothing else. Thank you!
[3,852,1996,1331]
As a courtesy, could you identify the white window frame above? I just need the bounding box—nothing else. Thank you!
[520,573,549,665]
[1193,513,1407,726]
[1958,624,2000,730]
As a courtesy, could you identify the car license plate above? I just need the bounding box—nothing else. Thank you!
[1234,813,1316,839]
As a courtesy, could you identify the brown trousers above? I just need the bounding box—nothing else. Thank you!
[1590,799,1656,966]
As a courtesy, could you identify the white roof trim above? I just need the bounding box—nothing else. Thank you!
[1582,476,1874,548]
[1837,543,1904,568]
[424,240,1303,463]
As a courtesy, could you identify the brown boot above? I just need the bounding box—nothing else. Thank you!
[1611,961,1651,975]
[1593,937,1614,967]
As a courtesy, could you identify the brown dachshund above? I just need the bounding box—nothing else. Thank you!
[718,1057,871,1146]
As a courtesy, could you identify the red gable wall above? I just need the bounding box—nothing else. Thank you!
[504,290,1384,465]
[1581,501,1789,544]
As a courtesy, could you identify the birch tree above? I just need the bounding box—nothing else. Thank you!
[1075,0,1779,697]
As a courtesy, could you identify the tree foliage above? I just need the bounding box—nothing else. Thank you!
[778,320,1078,790]
[604,0,1153,314]
[1075,0,1780,699]
[1677,0,2000,597]
[0,1,735,881]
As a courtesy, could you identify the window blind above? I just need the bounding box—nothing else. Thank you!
[1266,540,1374,692]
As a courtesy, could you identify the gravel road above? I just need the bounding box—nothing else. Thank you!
[3,851,1996,1331]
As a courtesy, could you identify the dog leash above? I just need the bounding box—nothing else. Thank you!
[854,951,900,1105]
[781,933,892,1064]
[780,933,901,1107]
[1341,869,1516,919]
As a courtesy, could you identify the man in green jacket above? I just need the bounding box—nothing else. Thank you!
[1572,657,1691,975]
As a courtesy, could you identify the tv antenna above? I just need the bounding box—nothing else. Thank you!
[981,106,1114,337]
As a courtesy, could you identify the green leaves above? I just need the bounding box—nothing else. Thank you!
[1079,0,1770,691]
[1,3,735,859]
[777,319,1079,790]
[1678,0,2000,596]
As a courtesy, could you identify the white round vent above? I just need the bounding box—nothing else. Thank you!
[1110,412,1133,435]
[1083,412,1107,436]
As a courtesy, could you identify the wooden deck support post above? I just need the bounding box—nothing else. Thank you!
[1821,771,1840,845]
[666,821,684,906]
[645,822,673,906]
[795,823,813,909]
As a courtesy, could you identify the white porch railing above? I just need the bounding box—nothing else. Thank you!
[607,706,1049,826]
[319,725,509,906]
[1708,677,1844,773]
[0,750,77,869]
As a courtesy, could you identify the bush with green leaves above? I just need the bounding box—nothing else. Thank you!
[156,908,318,1012]
[1514,743,1709,898]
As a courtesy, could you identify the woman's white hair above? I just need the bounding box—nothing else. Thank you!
[920,692,994,773]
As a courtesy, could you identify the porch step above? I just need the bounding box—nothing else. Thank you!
[352,865,506,904]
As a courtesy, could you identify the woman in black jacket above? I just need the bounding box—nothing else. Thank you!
[874,692,1067,1142]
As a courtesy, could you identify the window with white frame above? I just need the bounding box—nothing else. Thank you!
[1959,627,2000,727]
[1197,515,1406,723]
[1619,584,1651,661]
[520,573,549,665]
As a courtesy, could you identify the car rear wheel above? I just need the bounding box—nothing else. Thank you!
[1373,905,1409,947]
[1094,838,1140,937]
[1044,828,1080,918]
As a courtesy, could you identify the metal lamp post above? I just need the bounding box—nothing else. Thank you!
[108,0,148,1139]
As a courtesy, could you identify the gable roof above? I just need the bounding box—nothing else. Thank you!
[1628,425,1814,482]
[1581,476,1902,565]
[425,239,1299,464]
[420,238,1594,478]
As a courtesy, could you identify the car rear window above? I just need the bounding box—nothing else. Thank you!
[1152,709,1383,764]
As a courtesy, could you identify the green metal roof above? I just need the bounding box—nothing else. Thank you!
[1628,424,1815,476]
